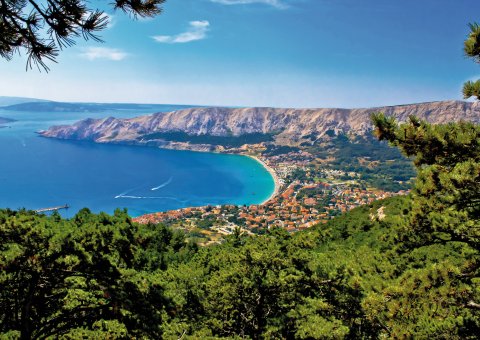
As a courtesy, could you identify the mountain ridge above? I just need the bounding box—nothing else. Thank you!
[40,100,480,150]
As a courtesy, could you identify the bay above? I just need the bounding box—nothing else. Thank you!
[0,104,274,217]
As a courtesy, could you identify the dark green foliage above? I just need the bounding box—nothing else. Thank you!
[159,227,377,339]
[465,23,480,62]
[464,22,480,99]
[368,113,480,337]
[0,0,165,71]
[0,208,195,338]
[151,113,479,338]
[196,215,217,229]
[463,79,480,99]
[141,131,276,148]
[308,133,415,191]
[2,6,480,340]
[372,113,480,249]
[286,167,308,182]
[2,115,479,338]
[263,144,300,156]
[2,26,480,337]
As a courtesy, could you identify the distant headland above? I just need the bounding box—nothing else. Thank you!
[39,100,480,152]
[0,116,15,127]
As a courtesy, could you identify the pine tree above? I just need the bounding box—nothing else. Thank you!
[463,23,480,99]
[362,21,480,336]
[371,114,480,249]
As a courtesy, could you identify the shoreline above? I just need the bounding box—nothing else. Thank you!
[130,152,281,222]
[40,133,281,210]
[244,154,281,205]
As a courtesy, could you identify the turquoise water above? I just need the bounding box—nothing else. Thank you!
[0,105,274,217]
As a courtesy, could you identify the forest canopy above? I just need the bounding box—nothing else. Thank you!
[1,113,479,338]
[0,7,479,340]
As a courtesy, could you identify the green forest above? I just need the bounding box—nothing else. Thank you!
[1,4,480,339]
[1,115,479,339]
[140,131,276,148]
[306,133,416,192]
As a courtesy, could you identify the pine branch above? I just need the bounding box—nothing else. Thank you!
[0,0,165,70]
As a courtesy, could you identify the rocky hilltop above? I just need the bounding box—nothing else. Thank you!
[40,101,480,150]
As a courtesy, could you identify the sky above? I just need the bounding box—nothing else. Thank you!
[1,0,480,108]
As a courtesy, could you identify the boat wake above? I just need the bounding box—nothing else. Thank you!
[151,176,173,191]
[115,194,188,203]
[114,179,187,203]
[114,184,146,199]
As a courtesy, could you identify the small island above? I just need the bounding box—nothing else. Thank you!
[0,116,15,128]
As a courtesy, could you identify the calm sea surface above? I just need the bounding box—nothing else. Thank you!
[0,105,274,217]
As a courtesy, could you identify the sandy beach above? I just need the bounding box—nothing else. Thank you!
[245,154,281,205]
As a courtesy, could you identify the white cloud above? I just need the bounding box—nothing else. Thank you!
[80,47,128,61]
[210,0,287,9]
[153,21,210,44]
[102,13,116,29]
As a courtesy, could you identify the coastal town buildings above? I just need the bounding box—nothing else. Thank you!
[134,150,409,241]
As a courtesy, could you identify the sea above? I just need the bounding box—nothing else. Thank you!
[0,104,274,217]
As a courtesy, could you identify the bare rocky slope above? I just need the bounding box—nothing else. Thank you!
[40,101,480,149]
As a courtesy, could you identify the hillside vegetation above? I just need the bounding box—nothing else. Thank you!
[1,116,479,339]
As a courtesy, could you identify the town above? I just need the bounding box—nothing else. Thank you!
[134,148,410,244]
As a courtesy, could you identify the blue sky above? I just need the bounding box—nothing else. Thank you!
[1,0,480,107]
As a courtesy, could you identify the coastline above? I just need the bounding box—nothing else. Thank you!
[244,154,281,205]
[40,130,281,209]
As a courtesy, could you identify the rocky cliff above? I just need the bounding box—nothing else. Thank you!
[39,101,480,148]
